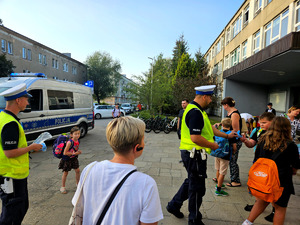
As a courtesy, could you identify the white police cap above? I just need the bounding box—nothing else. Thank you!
[0,83,32,101]
[194,85,216,95]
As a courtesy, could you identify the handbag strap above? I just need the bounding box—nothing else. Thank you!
[96,169,137,225]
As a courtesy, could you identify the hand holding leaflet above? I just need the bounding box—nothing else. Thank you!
[33,132,52,152]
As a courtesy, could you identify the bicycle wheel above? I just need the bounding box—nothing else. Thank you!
[164,123,171,134]
[145,119,152,133]
[153,121,161,133]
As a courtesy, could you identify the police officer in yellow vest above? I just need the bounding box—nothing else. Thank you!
[0,83,42,225]
[167,85,237,225]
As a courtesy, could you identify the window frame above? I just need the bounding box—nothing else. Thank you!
[22,48,27,59]
[242,40,248,60]
[7,42,13,54]
[253,30,261,54]
[1,39,6,52]
[295,1,300,31]
[27,49,32,61]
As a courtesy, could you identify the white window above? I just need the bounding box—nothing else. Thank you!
[1,40,6,52]
[225,55,229,69]
[7,42,13,54]
[243,5,249,26]
[22,48,27,59]
[232,14,242,38]
[296,1,300,31]
[265,0,272,5]
[254,0,262,13]
[253,30,261,54]
[226,28,231,44]
[218,61,223,75]
[242,40,247,60]
[72,66,77,75]
[264,9,289,47]
[27,49,31,60]
[230,47,240,66]
[206,52,210,63]
[63,63,68,72]
[39,54,42,64]
[56,60,59,69]
[43,55,47,65]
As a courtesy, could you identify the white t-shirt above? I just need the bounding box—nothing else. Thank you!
[240,113,254,121]
[112,108,120,117]
[72,160,163,225]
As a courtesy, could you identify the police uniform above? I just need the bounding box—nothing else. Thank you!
[0,84,32,224]
[167,85,215,225]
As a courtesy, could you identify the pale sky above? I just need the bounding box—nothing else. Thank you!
[0,0,243,79]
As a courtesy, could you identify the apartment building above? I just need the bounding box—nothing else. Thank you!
[205,0,300,117]
[0,26,87,84]
[104,74,137,105]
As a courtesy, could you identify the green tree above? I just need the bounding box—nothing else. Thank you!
[85,51,121,103]
[171,34,189,75]
[0,54,15,77]
[173,53,196,81]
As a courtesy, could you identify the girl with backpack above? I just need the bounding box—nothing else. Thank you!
[242,117,300,225]
[58,126,82,194]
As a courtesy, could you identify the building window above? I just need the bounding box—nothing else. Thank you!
[243,5,249,27]
[216,40,221,54]
[39,54,42,64]
[22,48,27,59]
[254,0,262,14]
[265,0,272,6]
[253,30,261,54]
[264,9,289,47]
[206,52,210,63]
[27,49,31,61]
[230,46,240,67]
[242,40,247,60]
[72,66,77,75]
[56,60,59,69]
[1,40,6,52]
[63,63,68,72]
[225,55,229,69]
[52,58,55,68]
[7,42,13,54]
[232,14,242,38]
[296,1,300,31]
[226,28,231,45]
[42,55,47,65]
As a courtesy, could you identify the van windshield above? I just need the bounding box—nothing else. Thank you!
[0,87,9,109]
[121,104,130,107]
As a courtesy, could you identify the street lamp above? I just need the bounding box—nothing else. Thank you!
[148,57,153,110]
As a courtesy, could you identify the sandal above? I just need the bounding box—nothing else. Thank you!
[212,178,218,183]
[60,187,67,194]
[226,182,241,187]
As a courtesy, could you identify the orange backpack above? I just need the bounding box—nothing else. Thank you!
[247,153,284,203]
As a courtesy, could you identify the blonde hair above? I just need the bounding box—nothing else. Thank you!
[288,105,300,113]
[257,117,292,152]
[106,116,145,155]
[221,118,232,129]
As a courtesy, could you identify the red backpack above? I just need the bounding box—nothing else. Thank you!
[247,151,283,203]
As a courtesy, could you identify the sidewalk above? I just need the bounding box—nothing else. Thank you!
[1,123,299,225]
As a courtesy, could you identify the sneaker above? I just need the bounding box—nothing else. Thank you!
[215,184,225,189]
[166,204,184,218]
[244,204,253,212]
[215,190,229,196]
[264,212,274,222]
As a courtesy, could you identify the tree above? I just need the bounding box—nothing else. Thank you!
[85,51,121,103]
[0,54,15,77]
[171,34,189,75]
[173,53,196,82]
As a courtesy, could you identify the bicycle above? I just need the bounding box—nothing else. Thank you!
[164,117,178,134]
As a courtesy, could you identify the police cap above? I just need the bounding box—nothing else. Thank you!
[194,85,216,95]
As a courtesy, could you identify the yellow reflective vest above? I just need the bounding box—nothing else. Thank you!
[180,103,214,154]
[0,111,29,179]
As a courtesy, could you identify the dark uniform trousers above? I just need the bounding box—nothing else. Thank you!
[168,150,207,222]
[0,178,29,225]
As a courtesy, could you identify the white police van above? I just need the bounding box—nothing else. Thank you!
[0,73,94,142]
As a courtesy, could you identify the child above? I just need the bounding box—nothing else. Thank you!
[240,112,275,216]
[58,126,82,194]
[214,118,237,196]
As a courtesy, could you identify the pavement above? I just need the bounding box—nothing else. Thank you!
[1,118,300,225]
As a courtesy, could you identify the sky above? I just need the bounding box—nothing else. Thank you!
[0,0,243,79]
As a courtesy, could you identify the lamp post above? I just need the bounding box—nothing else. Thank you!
[148,57,153,110]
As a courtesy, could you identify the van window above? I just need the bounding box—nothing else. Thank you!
[28,89,43,111]
[48,90,74,110]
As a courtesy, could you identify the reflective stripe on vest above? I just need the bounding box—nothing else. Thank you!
[0,111,29,179]
[180,104,214,154]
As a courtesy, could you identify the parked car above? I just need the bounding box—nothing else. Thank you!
[94,105,125,119]
[120,103,134,114]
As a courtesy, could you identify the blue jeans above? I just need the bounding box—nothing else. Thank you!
[0,178,29,225]
[168,150,206,222]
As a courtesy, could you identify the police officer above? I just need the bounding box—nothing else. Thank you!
[0,83,42,225]
[166,85,237,225]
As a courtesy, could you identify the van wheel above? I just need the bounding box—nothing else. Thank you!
[95,113,101,119]
[79,123,87,138]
